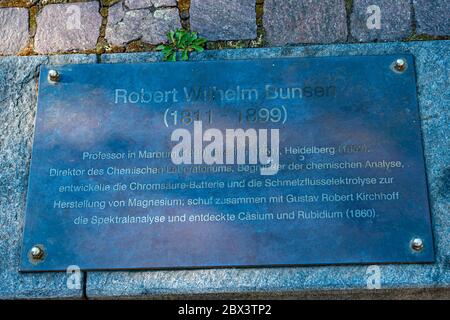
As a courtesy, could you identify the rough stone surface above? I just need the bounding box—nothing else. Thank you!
[124,0,176,9]
[351,0,412,41]
[106,1,181,46]
[263,0,348,46]
[88,41,450,298]
[190,0,256,41]
[0,8,29,55]
[0,54,97,299]
[413,0,450,36]
[1,42,449,299]
[34,2,102,54]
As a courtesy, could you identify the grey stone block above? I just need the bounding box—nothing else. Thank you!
[89,40,450,298]
[413,0,450,36]
[190,0,256,41]
[0,8,29,55]
[34,2,102,54]
[0,54,96,299]
[124,0,177,9]
[106,1,181,46]
[351,0,413,42]
[263,0,348,46]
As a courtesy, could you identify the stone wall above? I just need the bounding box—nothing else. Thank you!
[0,0,449,56]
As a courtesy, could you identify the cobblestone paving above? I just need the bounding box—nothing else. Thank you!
[0,1,449,56]
[105,0,180,46]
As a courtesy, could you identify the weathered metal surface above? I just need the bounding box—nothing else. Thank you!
[21,55,434,271]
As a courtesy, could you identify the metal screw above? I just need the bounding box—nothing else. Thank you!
[48,69,60,82]
[411,238,424,252]
[394,58,406,72]
[30,246,44,260]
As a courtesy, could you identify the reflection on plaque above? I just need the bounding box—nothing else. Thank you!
[21,55,434,271]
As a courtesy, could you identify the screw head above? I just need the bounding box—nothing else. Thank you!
[48,69,60,82]
[30,246,44,260]
[394,58,407,72]
[411,238,424,252]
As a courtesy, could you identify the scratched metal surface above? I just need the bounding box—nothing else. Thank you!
[21,55,434,271]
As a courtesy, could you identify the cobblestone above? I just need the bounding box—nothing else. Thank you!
[350,0,412,42]
[0,0,448,55]
[263,0,348,46]
[0,8,29,55]
[190,0,256,41]
[105,0,180,46]
[34,2,102,54]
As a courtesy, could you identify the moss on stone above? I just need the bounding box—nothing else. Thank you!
[95,39,107,54]
[0,0,32,8]
[404,33,450,41]
[126,40,156,53]
[100,0,120,7]
[29,5,37,35]
[178,0,190,12]
[107,45,126,53]
[345,0,353,13]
